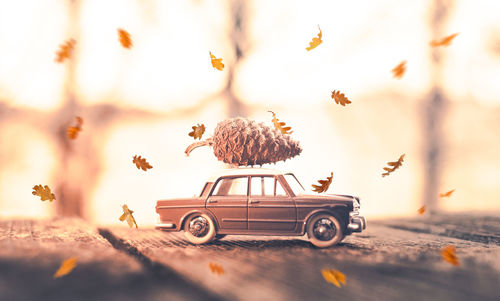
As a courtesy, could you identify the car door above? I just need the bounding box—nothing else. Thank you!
[206,176,248,230]
[248,176,297,231]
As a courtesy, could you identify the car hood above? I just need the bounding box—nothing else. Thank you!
[294,193,356,206]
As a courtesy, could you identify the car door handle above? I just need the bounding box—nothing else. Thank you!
[249,200,260,204]
[208,199,218,203]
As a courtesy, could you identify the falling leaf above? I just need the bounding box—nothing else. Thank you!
[53,257,78,278]
[417,206,426,215]
[321,268,346,288]
[132,155,153,171]
[430,33,459,47]
[382,154,405,177]
[391,61,407,79]
[32,185,56,202]
[268,111,293,135]
[439,189,455,198]
[331,90,352,106]
[209,51,224,71]
[55,39,76,63]
[441,246,459,266]
[312,172,333,193]
[119,204,138,229]
[118,28,133,49]
[306,25,322,51]
[66,116,83,140]
[188,124,206,140]
[209,262,224,275]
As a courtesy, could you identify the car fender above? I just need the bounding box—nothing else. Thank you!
[300,205,349,234]
[179,209,220,231]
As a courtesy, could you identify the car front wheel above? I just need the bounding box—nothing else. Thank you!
[306,213,344,248]
[183,213,216,244]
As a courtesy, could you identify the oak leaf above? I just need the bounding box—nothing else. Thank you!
[209,52,224,71]
[189,124,206,140]
[118,28,133,49]
[430,33,459,47]
[439,189,455,198]
[417,205,426,215]
[55,39,76,63]
[53,257,78,278]
[321,268,346,288]
[392,61,406,79]
[441,245,459,266]
[32,185,56,202]
[312,172,333,193]
[67,116,83,139]
[331,90,352,106]
[306,26,322,51]
[382,154,405,177]
[132,155,153,171]
[268,111,293,135]
[119,204,138,228]
[209,262,224,275]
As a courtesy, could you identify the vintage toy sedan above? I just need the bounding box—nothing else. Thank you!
[155,168,366,248]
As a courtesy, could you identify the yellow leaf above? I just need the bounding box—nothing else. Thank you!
[268,111,293,135]
[132,155,153,171]
[430,33,459,47]
[55,39,76,63]
[331,90,352,106]
[209,51,224,71]
[306,25,322,51]
[66,116,83,139]
[189,124,206,140]
[391,61,406,79]
[119,204,138,229]
[321,268,346,288]
[209,262,224,275]
[118,28,133,49]
[439,189,455,198]
[312,172,333,193]
[53,257,78,278]
[382,154,405,177]
[441,246,459,266]
[417,205,426,215]
[32,185,56,202]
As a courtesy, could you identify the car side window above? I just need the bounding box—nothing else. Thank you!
[213,177,248,196]
[251,176,287,196]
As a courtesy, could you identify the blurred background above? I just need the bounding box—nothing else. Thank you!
[0,0,499,225]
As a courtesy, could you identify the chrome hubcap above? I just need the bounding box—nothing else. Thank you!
[313,218,336,241]
[188,216,209,237]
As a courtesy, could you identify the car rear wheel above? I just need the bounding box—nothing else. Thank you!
[183,213,216,244]
[306,213,344,248]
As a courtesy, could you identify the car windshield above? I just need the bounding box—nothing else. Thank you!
[284,174,305,195]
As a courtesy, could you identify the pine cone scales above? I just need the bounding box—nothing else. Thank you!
[186,117,302,166]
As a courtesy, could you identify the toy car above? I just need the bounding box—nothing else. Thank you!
[155,168,366,248]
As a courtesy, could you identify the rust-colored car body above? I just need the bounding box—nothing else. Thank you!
[155,168,366,242]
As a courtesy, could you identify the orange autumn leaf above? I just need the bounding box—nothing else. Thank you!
[55,39,76,63]
[430,33,459,47]
[53,257,78,278]
[382,154,405,177]
[209,262,224,275]
[132,155,153,171]
[331,90,352,106]
[312,172,333,193]
[268,111,293,135]
[439,189,455,198]
[392,60,407,79]
[119,204,138,229]
[306,25,322,51]
[209,51,224,71]
[118,28,133,49]
[32,185,56,202]
[417,205,426,215]
[321,268,346,288]
[441,246,459,266]
[189,124,206,140]
[67,116,83,139]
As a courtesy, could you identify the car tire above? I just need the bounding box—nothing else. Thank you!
[183,213,216,244]
[306,213,344,248]
[214,234,226,240]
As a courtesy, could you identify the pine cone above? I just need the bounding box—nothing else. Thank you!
[185,117,302,166]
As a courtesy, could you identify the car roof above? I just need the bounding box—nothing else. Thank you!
[206,168,290,182]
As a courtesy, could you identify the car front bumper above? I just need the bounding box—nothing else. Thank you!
[347,214,366,232]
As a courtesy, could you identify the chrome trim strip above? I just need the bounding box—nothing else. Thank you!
[249,219,296,223]
[221,218,247,222]
[157,205,202,209]
[155,223,175,229]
